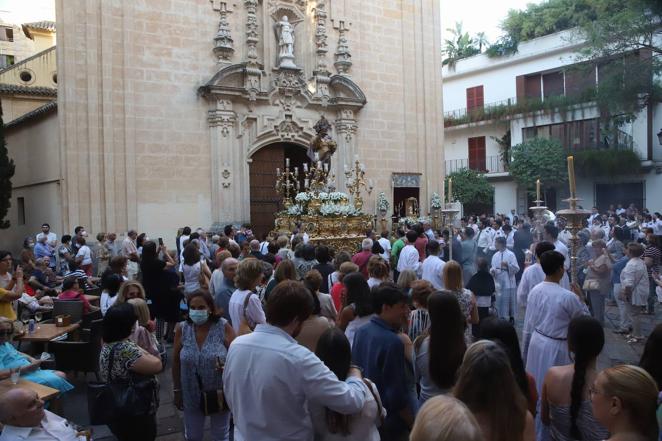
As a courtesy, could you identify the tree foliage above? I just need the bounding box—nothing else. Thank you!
[573,148,641,177]
[509,138,568,193]
[444,168,494,207]
[443,22,481,68]
[0,110,14,229]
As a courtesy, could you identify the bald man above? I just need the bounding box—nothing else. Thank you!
[210,257,239,322]
[0,389,86,440]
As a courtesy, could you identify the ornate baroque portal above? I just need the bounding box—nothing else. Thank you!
[199,0,366,228]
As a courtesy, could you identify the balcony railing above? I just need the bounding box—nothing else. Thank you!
[445,155,506,175]
[443,92,596,128]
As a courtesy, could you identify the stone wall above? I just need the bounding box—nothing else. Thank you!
[56,0,444,244]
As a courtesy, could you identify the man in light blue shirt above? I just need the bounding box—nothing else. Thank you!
[223,280,366,441]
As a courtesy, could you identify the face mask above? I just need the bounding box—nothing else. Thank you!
[189,309,209,325]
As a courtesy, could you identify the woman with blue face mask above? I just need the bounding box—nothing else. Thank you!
[172,290,236,441]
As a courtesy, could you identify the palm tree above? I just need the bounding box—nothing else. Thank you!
[475,32,489,52]
[442,22,480,68]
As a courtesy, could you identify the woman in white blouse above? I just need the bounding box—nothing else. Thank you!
[619,242,650,344]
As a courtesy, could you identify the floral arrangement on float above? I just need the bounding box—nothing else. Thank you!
[290,191,358,217]
[397,216,430,227]
[376,192,390,214]
[430,192,443,211]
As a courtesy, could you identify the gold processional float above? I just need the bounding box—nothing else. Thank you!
[272,116,375,253]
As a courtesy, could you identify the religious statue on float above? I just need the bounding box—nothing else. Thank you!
[308,116,337,163]
[275,15,297,68]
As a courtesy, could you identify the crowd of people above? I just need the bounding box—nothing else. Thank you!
[0,205,660,441]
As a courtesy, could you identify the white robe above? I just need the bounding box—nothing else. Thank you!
[523,282,589,389]
[517,263,570,308]
[523,281,589,441]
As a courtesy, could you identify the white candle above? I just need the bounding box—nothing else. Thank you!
[354,154,359,162]
[286,158,290,167]
[344,164,349,172]
[294,167,298,176]
[536,179,541,201]
[276,168,281,176]
[303,163,308,172]
[304,178,309,188]
[315,152,320,161]
[323,163,329,172]
[318,161,322,168]
[567,156,576,197]
[448,178,453,203]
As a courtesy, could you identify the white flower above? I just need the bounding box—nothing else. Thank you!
[376,192,390,212]
[287,205,303,215]
[430,192,443,210]
[319,203,360,217]
[294,192,311,203]
[328,192,348,202]
[318,192,329,201]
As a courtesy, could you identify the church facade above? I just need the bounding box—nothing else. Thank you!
[55,0,444,242]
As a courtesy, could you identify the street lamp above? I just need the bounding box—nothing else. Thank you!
[657,128,662,146]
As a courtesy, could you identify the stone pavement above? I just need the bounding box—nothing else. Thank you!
[52,302,659,440]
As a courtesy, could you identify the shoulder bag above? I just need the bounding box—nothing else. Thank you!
[237,293,255,336]
[87,344,159,425]
[362,378,384,427]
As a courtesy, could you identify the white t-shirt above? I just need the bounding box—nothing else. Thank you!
[76,245,92,265]
[100,291,118,315]
[377,237,391,262]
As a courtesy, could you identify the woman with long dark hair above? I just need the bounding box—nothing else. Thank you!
[311,328,384,440]
[480,317,536,416]
[454,340,534,441]
[640,323,662,392]
[413,291,467,405]
[337,272,374,347]
[443,261,479,344]
[541,316,608,441]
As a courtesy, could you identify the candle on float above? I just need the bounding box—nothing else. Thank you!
[285,158,290,167]
[314,152,320,161]
[448,178,453,203]
[294,167,298,176]
[276,168,281,176]
[354,154,359,162]
[536,179,541,201]
[441,179,445,204]
[303,163,308,172]
[344,163,349,172]
[567,156,576,197]
[323,163,329,172]
[318,161,322,169]
[304,178,309,188]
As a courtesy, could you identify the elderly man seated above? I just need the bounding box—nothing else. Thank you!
[0,389,88,440]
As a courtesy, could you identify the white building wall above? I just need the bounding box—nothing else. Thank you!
[444,123,506,161]
[494,181,518,215]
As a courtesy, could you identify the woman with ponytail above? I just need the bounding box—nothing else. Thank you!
[541,316,608,441]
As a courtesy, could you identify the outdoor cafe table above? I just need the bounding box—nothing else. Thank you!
[0,377,60,400]
[17,323,80,343]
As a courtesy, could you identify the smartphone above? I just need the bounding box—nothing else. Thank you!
[158,237,164,246]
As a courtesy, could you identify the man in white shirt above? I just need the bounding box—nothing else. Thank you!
[0,389,87,441]
[476,220,494,259]
[588,207,600,224]
[224,280,367,441]
[35,223,57,247]
[421,239,445,290]
[488,219,505,254]
[557,218,572,246]
[544,224,569,270]
[121,230,140,280]
[654,212,662,237]
[396,230,421,275]
[490,237,519,323]
[377,231,392,262]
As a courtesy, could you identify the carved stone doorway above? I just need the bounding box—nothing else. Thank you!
[249,142,308,239]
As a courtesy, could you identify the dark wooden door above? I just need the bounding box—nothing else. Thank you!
[250,146,285,240]
[249,143,308,240]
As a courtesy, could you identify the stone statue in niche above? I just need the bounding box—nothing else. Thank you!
[308,115,337,163]
[275,15,296,68]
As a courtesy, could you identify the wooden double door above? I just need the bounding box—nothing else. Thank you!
[249,143,308,240]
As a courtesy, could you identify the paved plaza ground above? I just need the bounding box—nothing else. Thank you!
[51,302,660,440]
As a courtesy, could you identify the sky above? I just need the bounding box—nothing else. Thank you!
[441,0,544,45]
[0,0,54,24]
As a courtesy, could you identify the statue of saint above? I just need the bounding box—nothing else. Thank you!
[276,15,296,68]
[308,116,337,163]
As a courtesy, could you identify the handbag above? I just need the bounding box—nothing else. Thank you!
[197,372,226,416]
[238,293,254,336]
[87,344,159,425]
[582,278,601,291]
[362,378,384,427]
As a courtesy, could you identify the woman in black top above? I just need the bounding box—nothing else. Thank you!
[140,240,179,342]
[466,257,495,338]
[313,245,335,293]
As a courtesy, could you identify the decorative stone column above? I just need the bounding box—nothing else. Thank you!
[208,99,238,223]
[213,3,234,62]
[335,108,358,191]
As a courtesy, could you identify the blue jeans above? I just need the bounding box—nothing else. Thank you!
[184,408,230,441]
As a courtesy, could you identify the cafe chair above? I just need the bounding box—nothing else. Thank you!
[81,309,102,329]
[50,318,103,381]
[52,299,85,324]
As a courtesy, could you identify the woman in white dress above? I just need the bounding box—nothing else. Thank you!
[311,328,385,441]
